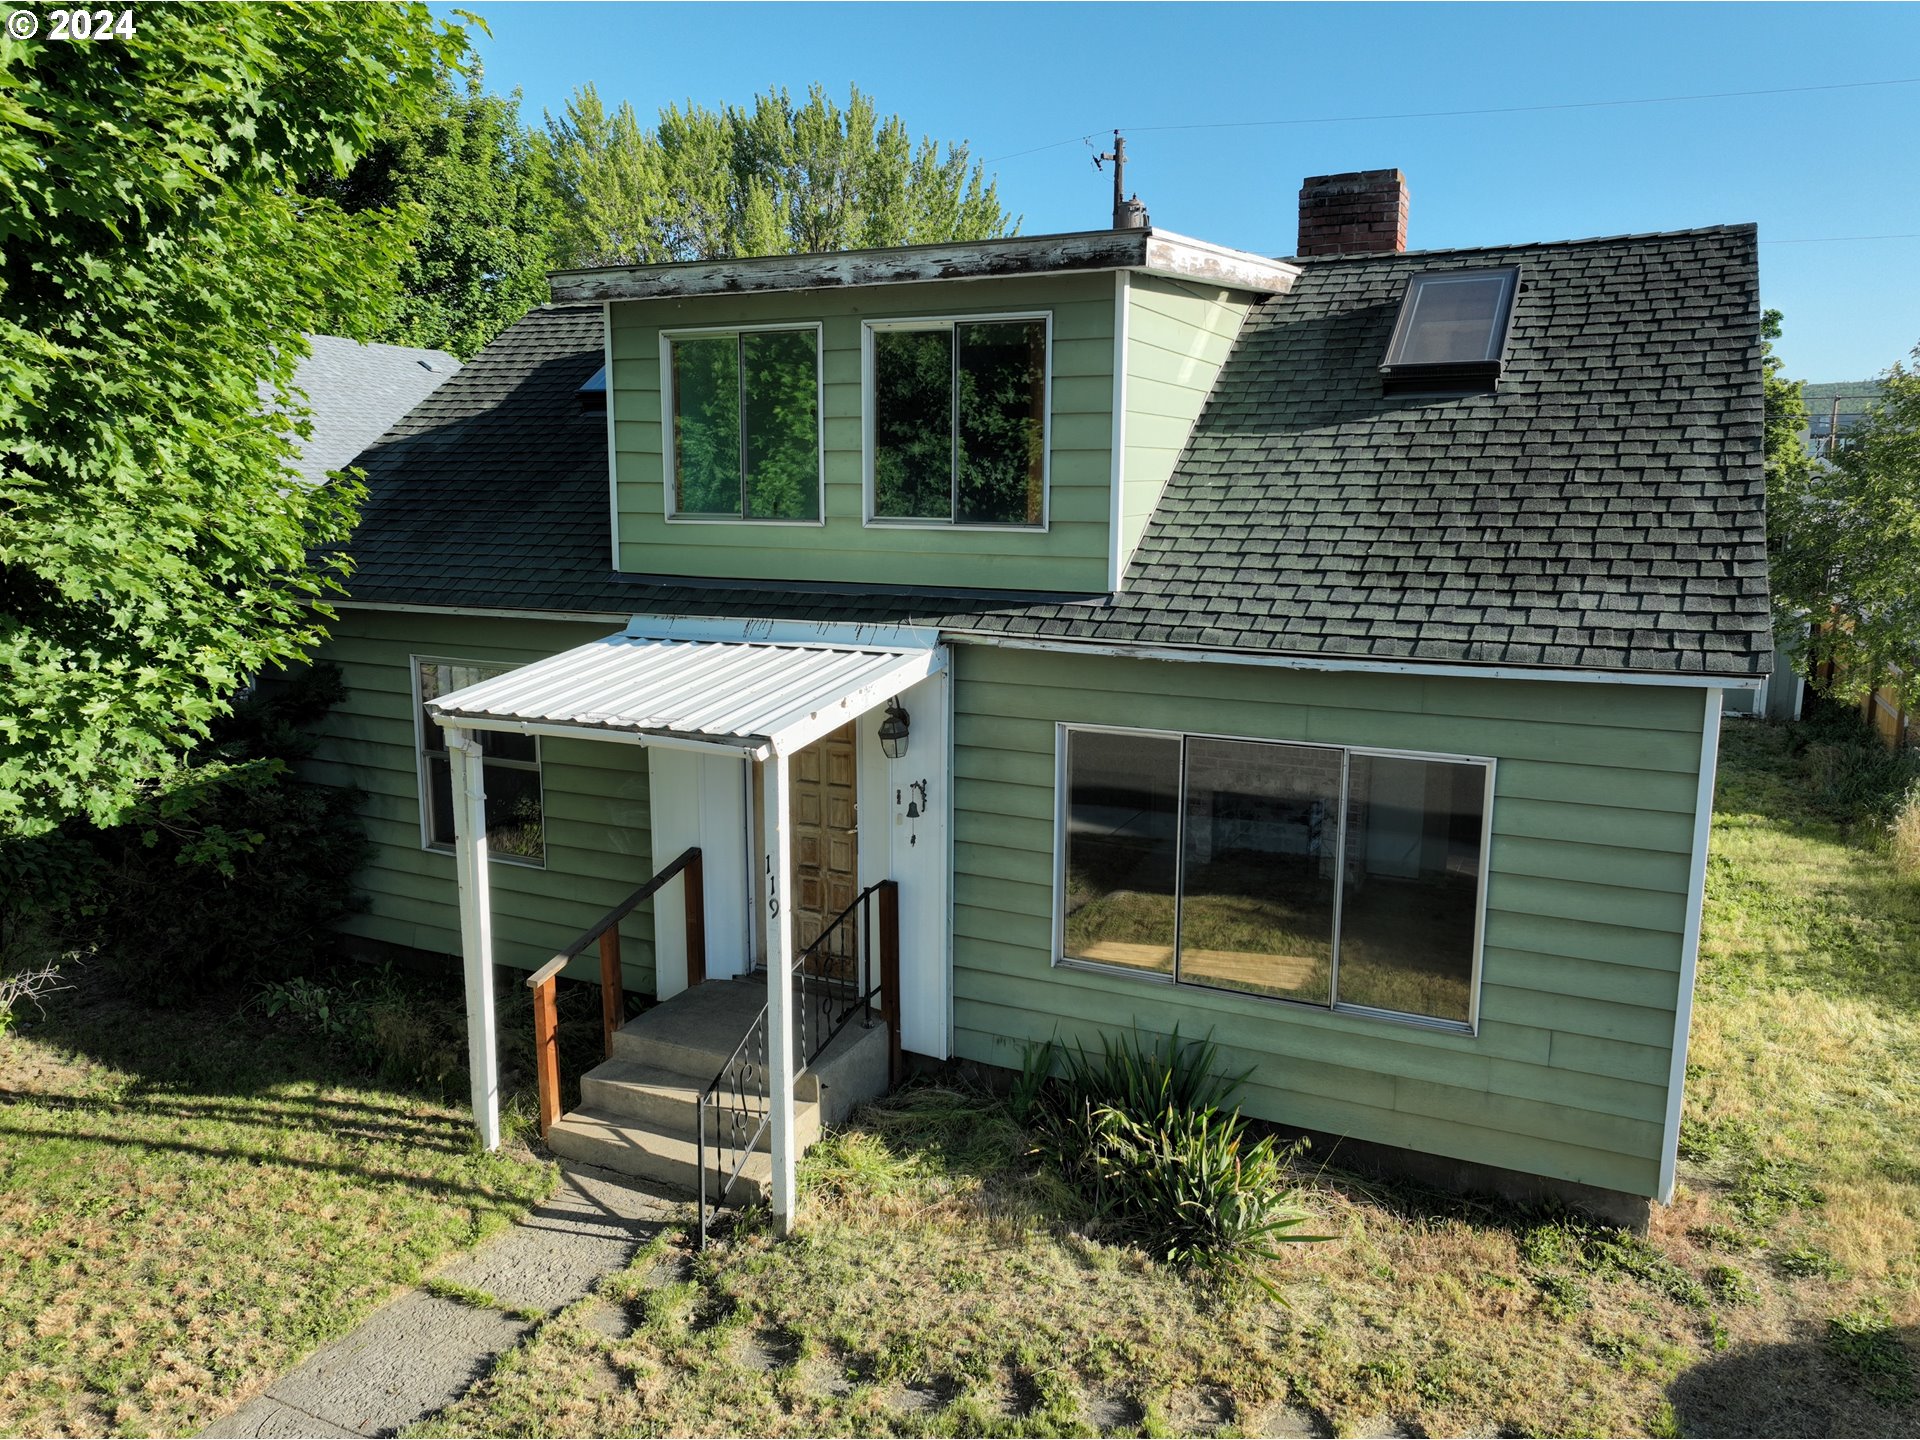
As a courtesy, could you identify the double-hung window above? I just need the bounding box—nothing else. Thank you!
[415,659,545,865]
[664,326,822,522]
[867,315,1049,527]
[1059,726,1492,1031]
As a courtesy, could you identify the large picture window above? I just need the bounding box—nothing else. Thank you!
[665,327,821,522]
[416,660,545,865]
[868,316,1048,527]
[1059,727,1491,1031]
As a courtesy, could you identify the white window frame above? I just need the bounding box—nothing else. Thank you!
[861,311,1053,532]
[411,655,547,868]
[1051,721,1495,1035]
[658,321,827,527]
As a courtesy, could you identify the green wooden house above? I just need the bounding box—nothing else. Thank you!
[304,169,1769,1231]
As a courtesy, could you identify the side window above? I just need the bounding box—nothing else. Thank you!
[416,659,545,865]
[869,316,1048,527]
[665,327,821,522]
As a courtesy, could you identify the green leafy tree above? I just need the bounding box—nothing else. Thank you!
[0,3,470,838]
[308,69,556,359]
[543,82,1015,268]
[1783,345,1920,707]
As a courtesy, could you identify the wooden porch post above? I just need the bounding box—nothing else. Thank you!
[446,727,501,1149]
[760,751,798,1234]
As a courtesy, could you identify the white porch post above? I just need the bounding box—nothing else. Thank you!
[446,726,501,1150]
[760,749,799,1233]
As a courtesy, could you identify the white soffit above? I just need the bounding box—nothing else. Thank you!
[425,631,944,757]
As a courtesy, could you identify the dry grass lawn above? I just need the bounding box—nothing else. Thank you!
[0,977,554,1437]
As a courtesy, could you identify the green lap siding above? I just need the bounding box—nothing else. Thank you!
[947,644,1707,1198]
[302,609,658,990]
[609,273,1117,592]
[1120,274,1252,570]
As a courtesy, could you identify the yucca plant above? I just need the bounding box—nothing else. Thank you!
[1022,1028,1328,1287]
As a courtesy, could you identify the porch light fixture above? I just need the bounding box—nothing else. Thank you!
[878,700,911,760]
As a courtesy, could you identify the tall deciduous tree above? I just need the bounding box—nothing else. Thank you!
[1779,343,1920,706]
[0,4,469,837]
[543,82,1015,269]
[309,70,556,360]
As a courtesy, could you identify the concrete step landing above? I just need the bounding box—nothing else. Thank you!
[543,976,892,1202]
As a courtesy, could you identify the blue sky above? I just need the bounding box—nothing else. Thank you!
[455,2,1920,382]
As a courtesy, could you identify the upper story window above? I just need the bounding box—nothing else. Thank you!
[1379,267,1518,393]
[866,315,1049,528]
[664,326,822,522]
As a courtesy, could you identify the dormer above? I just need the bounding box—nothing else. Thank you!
[552,230,1296,594]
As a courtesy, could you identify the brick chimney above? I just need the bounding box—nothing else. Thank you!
[1296,169,1409,257]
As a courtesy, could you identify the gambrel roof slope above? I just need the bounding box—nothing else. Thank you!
[338,223,1769,678]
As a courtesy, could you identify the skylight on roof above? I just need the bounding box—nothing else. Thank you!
[1380,267,1517,391]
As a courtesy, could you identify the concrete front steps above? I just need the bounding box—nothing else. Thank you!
[544,974,892,1203]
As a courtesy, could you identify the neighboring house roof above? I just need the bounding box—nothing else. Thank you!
[338,223,1769,678]
[288,335,460,487]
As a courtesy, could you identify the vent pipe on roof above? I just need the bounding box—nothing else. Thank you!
[1095,131,1151,229]
[1297,169,1409,257]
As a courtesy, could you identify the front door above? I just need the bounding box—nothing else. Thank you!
[790,722,859,956]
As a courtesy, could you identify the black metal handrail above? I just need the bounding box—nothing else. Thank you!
[794,880,889,1069]
[696,880,893,1247]
[696,1005,770,1250]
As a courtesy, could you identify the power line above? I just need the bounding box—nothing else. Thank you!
[983,76,1920,165]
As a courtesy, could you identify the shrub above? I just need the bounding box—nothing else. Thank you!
[1798,698,1920,826]
[254,963,470,1097]
[1022,1030,1326,1287]
[83,664,371,1003]
[1891,779,1920,879]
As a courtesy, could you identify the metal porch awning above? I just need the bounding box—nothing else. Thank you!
[425,626,945,759]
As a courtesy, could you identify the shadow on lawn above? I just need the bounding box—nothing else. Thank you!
[1668,1325,1920,1438]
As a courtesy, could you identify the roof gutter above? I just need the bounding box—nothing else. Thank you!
[943,629,1766,691]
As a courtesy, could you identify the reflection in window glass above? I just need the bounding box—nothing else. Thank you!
[417,661,545,863]
[956,320,1046,525]
[1385,270,1516,367]
[1062,730,1182,975]
[741,330,820,520]
[1179,739,1338,1004]
[670,336,741,515]
[872,328,954,520]
[872,319,1047,525]
[670,330,818,519]
[1335,754,1486,1023]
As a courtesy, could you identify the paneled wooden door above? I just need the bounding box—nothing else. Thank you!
[790,722,859,958]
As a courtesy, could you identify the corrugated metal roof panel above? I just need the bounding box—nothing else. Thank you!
[424,632,933,752]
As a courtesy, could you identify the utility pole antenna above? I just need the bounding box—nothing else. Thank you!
[1093,130,1150,229]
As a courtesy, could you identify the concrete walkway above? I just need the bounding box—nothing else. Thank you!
[205,1164,681,1439]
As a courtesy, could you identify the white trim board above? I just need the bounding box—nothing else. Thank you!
[1106,270,1130,594]
[949,631,1767,692]
[1656,687,1724,1205]
[604,300,620,573]
[331,600,1767,693]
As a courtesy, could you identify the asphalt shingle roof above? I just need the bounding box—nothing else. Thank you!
[339,223,1770,677]
[289,335,460,487]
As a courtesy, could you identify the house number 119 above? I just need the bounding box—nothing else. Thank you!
[764,854,779,917]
